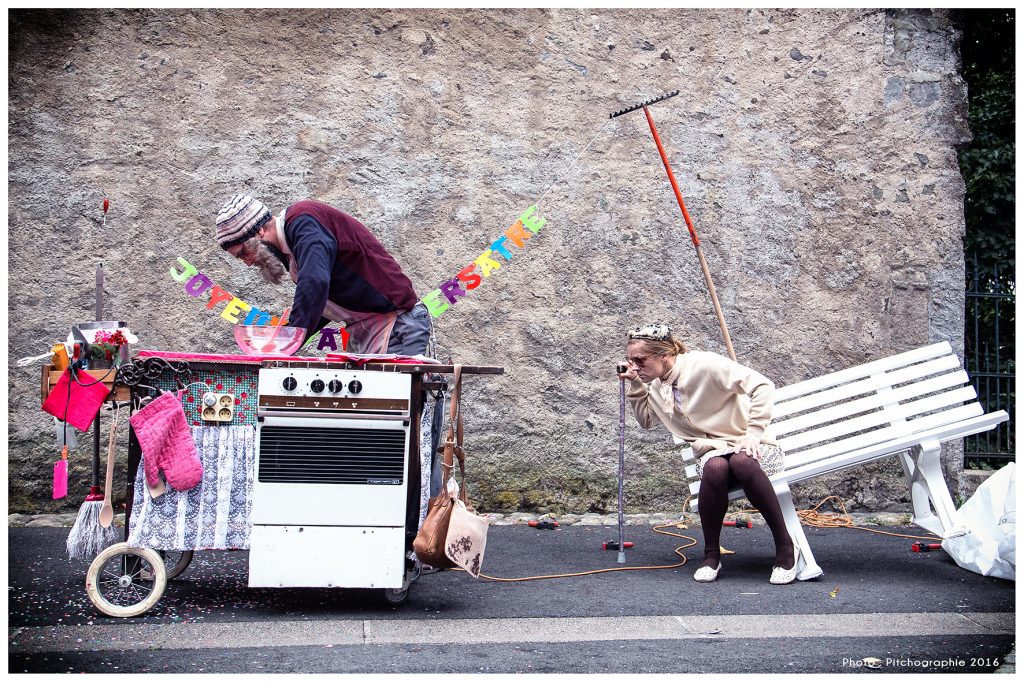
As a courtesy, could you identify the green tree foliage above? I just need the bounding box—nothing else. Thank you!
[956,10,1014,467]
[957,9,1015,274]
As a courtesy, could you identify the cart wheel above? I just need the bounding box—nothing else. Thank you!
[86,542,167,618]
[379,586,409,606]
[160,550,194,580]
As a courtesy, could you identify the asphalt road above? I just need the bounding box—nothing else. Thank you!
[8,524,1015,673]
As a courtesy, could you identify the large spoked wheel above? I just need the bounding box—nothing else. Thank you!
[86,542,167,618]
[160,550,194,580]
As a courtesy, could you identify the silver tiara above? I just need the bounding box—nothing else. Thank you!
[627,323,672,341]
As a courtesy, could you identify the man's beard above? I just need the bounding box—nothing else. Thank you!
[250,240,288,285]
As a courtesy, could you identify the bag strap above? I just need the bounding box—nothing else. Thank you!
[439,365,469,505]
[452,365,469,506]
[438,365,459,491]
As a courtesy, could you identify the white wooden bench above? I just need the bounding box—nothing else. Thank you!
[677,341,1009,581]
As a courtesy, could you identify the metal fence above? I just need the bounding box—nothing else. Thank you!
[964,253,1015,467]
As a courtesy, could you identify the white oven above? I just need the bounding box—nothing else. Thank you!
[248,364,414,590]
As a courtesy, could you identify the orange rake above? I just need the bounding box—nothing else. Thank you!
[611,91,736,361]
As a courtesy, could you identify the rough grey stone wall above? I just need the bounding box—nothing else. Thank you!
[9,8,970,515]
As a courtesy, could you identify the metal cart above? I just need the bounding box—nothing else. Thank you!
[55,353,500,617]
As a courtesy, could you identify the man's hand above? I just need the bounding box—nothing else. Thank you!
[735,437,762,460]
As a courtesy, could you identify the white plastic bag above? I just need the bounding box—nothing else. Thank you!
[942,462,1015,581]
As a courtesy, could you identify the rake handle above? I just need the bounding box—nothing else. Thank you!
[642,105,737,363]
[643,105,701,247]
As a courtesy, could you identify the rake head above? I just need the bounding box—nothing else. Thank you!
[608,90,680,119]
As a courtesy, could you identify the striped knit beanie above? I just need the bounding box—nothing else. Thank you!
[216,195,272,250]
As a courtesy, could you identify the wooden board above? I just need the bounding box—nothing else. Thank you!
[41,365,131,403]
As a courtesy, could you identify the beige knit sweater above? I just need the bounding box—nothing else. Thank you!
[626,351,776,457]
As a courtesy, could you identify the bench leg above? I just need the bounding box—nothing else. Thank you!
[898,439,957,536]
[773,481,823,581]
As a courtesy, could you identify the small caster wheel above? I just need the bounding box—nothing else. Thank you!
[86,542,166,618]
[379,586,409,606]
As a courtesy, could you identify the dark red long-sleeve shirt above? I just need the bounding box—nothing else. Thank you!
[283,200,417,339]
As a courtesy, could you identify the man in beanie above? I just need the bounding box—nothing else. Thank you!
[216,195,431,355]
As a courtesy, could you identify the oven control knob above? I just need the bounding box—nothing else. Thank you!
[328,379,343,394]
[282,376,298,391]
[310,379,326,393]
[348,380,363,394]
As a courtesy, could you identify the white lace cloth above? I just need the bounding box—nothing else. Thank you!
[418,397,434,529]
[128,426,255,550]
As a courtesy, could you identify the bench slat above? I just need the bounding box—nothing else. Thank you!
[679,378,972,470]
[672,357,963,459]
[778,410,1009,485]
[768,371,972,438]
[773,342,951,402]
[776,386,978,452]
[688,410,1008,503]
[772,356,962,419]
[780,402,983,467]
[688,403,986,494]
[676,440,695,459]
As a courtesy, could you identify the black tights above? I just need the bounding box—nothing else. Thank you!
[697,453,795,570]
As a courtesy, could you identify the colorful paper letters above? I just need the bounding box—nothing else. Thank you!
[422,204,546,318]
[169,257,346,349]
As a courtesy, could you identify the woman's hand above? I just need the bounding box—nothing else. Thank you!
[735,437,761,460]
[617,363,640,381]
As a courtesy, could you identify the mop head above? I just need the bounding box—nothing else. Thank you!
[66,500,119,561]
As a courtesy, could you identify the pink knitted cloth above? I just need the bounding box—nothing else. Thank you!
[324,353,440,365]
[130,392,203,495]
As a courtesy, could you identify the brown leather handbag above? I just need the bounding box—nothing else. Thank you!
[413,365,466,568]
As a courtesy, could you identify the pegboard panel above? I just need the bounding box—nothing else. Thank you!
[148,362,260,428]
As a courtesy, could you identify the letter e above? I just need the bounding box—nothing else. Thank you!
[422,290,450,318]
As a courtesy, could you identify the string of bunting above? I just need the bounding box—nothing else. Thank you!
[420,204,546,318]
[420,118,613,317]
[169,258,349,351]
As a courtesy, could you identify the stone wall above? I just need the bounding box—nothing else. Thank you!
[9,8,970,514]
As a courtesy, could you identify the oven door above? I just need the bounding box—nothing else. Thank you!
[252,414,411,527]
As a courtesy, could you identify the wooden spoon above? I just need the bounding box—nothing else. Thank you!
[98,407,119,528]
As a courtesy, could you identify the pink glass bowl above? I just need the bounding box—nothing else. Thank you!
[233,325,306,356]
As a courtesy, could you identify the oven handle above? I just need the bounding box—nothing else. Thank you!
[257,409,410,422]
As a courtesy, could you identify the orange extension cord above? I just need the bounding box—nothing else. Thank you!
[451,496,942,583]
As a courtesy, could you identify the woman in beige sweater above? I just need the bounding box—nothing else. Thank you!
[618,323,797,584]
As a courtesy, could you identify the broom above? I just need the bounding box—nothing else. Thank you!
[65,465,118,559]
[66,263,119,560]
